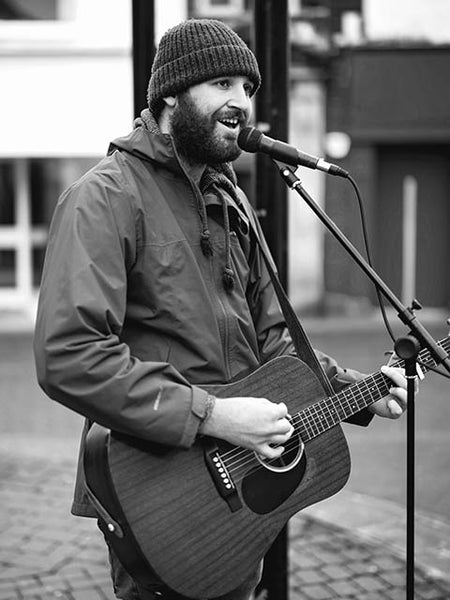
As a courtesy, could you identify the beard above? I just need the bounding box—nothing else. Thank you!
[169,92,244,165]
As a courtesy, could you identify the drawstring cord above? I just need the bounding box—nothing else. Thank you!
[196,193,214,257]
[220,194,235,290]
[135,109,235,291]
[200,170,237,292]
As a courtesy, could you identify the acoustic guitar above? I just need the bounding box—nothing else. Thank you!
[84,335,449,599]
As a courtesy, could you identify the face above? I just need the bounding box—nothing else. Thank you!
[169,76,254,166]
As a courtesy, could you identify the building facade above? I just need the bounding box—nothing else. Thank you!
[1,0,448,324]
[322,0,450,313]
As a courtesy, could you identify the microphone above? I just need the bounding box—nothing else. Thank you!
[237,126,349,178]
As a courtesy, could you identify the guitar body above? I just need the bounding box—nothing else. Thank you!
[84,356,350,598]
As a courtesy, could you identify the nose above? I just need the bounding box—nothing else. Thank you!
[227,83,252,115]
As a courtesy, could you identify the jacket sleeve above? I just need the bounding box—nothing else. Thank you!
[34,173,209,448]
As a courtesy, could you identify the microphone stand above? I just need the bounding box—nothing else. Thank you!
[272,160,450,599]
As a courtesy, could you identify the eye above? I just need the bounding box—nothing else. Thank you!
[216,78,231,89]
[243,82,254,96]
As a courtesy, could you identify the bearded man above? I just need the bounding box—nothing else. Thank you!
[34,18,409,600]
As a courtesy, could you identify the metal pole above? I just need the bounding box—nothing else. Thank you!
[132,0,155,119]
[254,1,290,599]
[254,0,289,290]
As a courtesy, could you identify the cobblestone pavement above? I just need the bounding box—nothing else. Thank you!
[1,453,450,600]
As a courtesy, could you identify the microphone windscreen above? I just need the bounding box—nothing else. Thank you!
[237,127,261,153]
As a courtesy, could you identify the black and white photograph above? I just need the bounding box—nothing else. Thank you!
[0,1,449,599]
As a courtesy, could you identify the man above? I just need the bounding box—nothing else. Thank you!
[34,18,408,600]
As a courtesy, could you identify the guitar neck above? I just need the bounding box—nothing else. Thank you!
[294,336,450,443]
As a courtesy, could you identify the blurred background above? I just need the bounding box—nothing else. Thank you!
[0,0,449,534]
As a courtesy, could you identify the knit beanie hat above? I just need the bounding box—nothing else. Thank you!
[147,19,261,116]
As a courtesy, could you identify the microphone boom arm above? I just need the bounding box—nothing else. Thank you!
[273,159,450,374]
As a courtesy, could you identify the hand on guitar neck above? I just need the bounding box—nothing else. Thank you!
[368,364,413,419]
[199,395,294,460]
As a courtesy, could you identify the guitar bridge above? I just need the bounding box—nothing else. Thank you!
[204,439,242,513]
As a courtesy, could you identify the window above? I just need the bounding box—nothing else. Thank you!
[0,0,74,21]
[0,157,97,312]
[0,0,58,20]
[192,0,246,18]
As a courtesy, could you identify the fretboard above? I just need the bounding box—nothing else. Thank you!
[293,335,450,442]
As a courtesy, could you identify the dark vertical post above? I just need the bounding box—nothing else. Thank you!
[132,0,155,119]
[254,2,290,599]
[254,0,290,288]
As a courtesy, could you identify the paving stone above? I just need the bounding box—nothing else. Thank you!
[2,454,450,600]
[294,569,324,585]
[70,590,109,600]
[321,564,352,580]
[380,569,407,587]
[0,584,17,600]
[353,574,386,592]
[326,578,363,597]
[301,584,336,599]
[384,588,408,600]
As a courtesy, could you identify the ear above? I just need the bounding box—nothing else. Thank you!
[162,95,177,109]
[158,96,177,133]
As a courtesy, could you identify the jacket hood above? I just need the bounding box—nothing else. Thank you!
[107,109,241,291]
[107,109,238,187]
[107,109,182,175]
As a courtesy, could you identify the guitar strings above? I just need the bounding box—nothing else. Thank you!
[221,370,387,475]
[217,339,447,479]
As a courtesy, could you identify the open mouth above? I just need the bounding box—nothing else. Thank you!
[218,117,240,130]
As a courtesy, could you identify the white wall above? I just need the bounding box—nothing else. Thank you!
[288,76,326,309]
[0,52,133,157]
[0,0,134,157]
[0,0,198,157]
[363,0,450,43]
[155,0,188,41]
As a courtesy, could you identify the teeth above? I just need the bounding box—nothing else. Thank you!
[220,118,239,127]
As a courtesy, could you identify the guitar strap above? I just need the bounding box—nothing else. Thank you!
[237,192,334,397]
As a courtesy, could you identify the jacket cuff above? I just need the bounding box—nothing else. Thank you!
[180,387,210,447]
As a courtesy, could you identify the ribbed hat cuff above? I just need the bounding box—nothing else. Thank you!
[148,43,260,114]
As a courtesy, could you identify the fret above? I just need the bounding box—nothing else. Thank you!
[325,398,342,426]
[321,400,338,428]
[302,406,321,437]
[308,403,328,432]
[296,412,316,442]
[373,373,390,401]
[294,335,449,443]
[333,399,349,422]
[341,385,361,415]
[357,378,377,408]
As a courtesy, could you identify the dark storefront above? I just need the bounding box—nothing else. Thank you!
[324,46,450,311]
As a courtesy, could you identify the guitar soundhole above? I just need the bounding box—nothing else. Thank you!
[255,430,304,473]
[241,430,307,514]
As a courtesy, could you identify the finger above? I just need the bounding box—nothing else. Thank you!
[258,443,285,460]
[389,386,407,407]
[275,418,294,435]
[271,428,294,445]
[387,398,403,418]
[381,365,407,388]
[275,402,288,418]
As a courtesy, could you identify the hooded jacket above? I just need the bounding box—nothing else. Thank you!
[34,112,369,517]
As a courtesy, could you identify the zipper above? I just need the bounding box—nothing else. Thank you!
[208,256,232,380]
[174,153,232,381]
